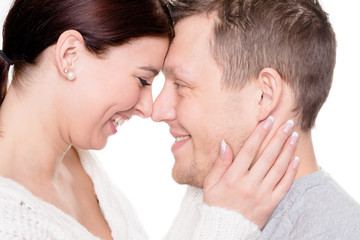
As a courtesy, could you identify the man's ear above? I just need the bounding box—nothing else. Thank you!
[55,30,84,79]
[256,68,283,121]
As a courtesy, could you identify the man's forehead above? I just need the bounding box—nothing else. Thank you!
[162,15,216,80]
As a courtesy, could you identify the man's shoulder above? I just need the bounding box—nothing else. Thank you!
[284,169,360,212]
[285,170,360,227]
[260,170,360,239]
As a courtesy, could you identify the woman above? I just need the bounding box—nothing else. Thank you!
[0,0,171,239]
[0,0,298,239]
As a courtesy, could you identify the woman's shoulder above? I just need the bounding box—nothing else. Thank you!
[0,175,101,239]
[0,174,31,203]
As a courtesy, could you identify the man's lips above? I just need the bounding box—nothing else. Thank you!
[174,135,191,142]
[170,131,191,152]
[170,130,191,141]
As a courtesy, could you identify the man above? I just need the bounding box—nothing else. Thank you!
[152,0,360,239]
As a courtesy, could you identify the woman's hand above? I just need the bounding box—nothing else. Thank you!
[203,117,300,229]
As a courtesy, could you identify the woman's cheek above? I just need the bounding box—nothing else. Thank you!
[118,84,141,110]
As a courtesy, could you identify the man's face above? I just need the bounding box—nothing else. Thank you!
[152,15,259,187]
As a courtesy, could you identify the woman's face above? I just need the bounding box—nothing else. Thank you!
[65,36,169,150]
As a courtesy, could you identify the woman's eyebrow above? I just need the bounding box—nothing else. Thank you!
[139,66,159,76]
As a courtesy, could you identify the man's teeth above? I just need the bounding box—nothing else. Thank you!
[113,117,125,128]
[175,136,190,142]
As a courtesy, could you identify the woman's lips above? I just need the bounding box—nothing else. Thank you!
[110,113,127,134]
[112,116,125,128]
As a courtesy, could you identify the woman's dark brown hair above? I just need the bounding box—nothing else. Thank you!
[0,0,173,105]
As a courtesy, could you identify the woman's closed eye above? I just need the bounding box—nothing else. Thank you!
[138,78,151,86]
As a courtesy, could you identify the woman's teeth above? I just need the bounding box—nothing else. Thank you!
[112,117,125,128]
[175,136,190,142]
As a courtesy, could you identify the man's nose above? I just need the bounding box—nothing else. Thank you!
[152,86,176,122]
[133,88,153,118]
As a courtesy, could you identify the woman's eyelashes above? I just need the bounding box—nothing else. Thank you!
[138,77,151,86]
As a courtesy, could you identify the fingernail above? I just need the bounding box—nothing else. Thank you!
[292,156,300,169]
[290,132,299,145]
[284,120,294,133]
[220,140,226,158]
[264,116,274,130]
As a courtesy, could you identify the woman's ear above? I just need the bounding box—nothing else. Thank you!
[55,30,84,80]
[256,68,283,121]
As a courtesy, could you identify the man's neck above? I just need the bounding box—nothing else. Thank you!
[292,130,319,180]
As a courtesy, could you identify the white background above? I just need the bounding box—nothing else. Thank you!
[1,1,359,239]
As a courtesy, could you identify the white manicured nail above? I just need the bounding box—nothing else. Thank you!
[220,140,226,158]
[290,132,299,145]
[293,156,300,169]
[264,116,274,130]
[284,120,294,133]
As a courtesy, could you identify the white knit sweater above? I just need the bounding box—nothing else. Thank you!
[0,149,260,240]
[165,187,260,240]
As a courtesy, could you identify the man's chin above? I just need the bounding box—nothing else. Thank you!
[171,165,204,188]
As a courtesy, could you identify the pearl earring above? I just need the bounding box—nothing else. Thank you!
[64,68,76,81]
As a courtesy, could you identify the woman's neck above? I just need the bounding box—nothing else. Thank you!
[0,84,71,185]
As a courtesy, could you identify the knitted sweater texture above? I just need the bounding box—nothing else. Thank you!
[0,149,259,240]
[0,149,147,240]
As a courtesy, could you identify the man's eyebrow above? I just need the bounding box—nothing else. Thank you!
[163,65,190,78]
[139,66,159,76]
[163,65,174,77]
